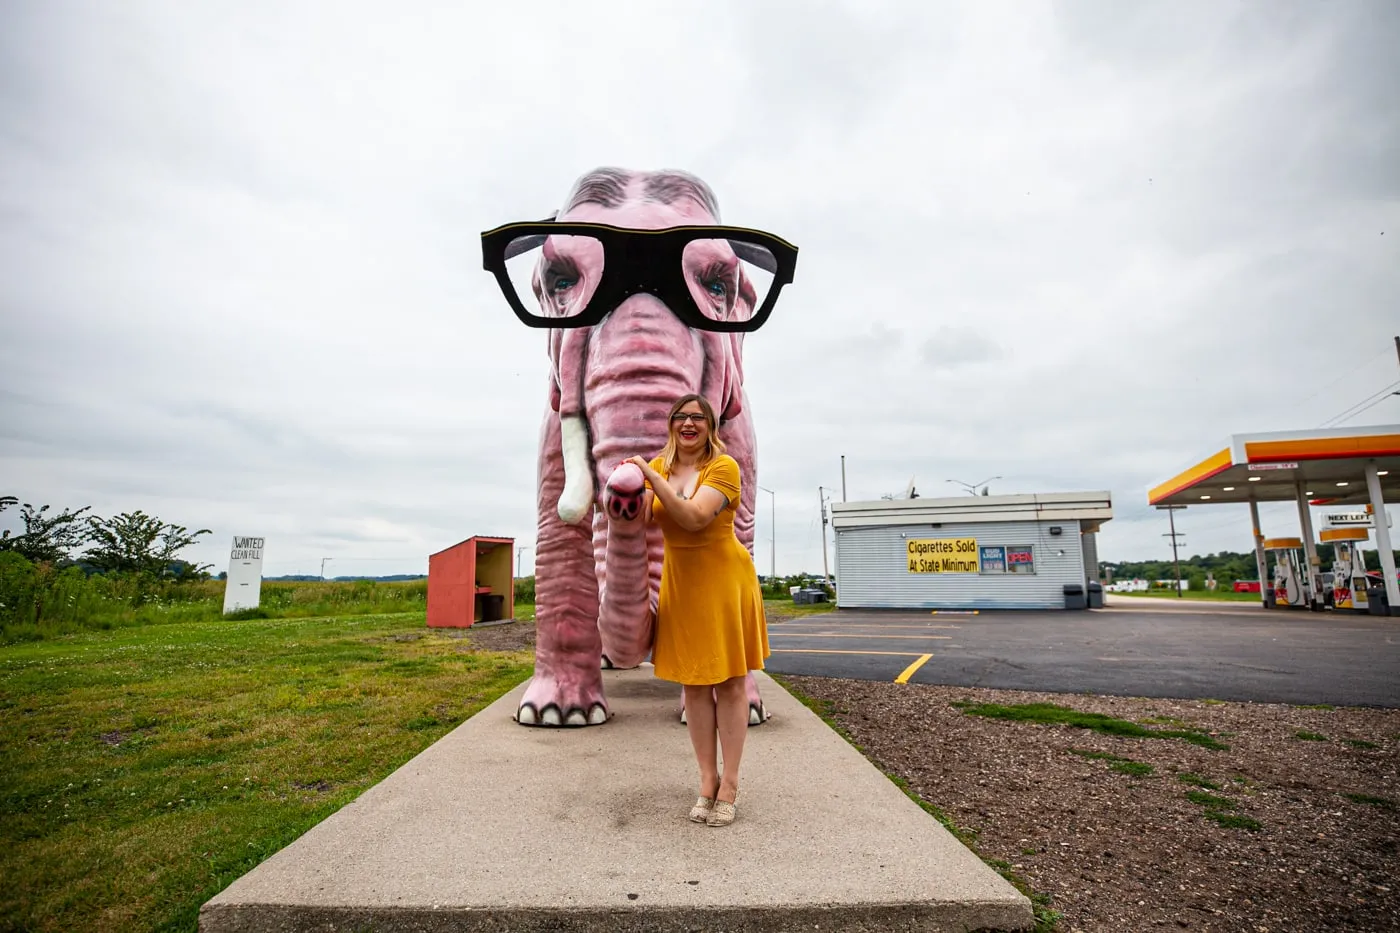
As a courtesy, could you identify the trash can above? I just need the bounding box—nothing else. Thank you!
[1087,581,1104,609]
[479,594,506,622]
[1064,583,1087,610]
[1367,585,1389,616]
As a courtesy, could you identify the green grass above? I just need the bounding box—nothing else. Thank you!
[1185,790,1236,810]
[1176,773,1221,790]
[777,678,1062,932]
[1342,793,1397,811]
[1294,731,1327,742]
[950,701,1229,750]
[1294,703,1335,711]
[1067,749,1155,776]
[1182,788,1260,830]
[0,611,532,932]
[763,598,837,617]
[1204,812,1261,831]
[1111,589,1261,602]
[1343,739,1378,749]
[1,576,438,644]
[1181,785,1263,830]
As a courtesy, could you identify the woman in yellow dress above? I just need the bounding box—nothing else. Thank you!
[626,393,770,827]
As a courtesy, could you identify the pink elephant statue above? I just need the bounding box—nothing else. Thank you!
[480,167,798,727]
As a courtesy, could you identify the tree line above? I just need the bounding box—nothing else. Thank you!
[0,496,211,578]
[1101,546,1400,589]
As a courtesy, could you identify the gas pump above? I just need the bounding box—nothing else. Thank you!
[1263,537,1305,608]
[1320,527,1370,612]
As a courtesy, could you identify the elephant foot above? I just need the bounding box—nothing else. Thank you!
[677,702,768,726]
[516,668,610,727]
[677,673,771,727]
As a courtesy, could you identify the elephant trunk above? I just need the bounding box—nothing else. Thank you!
[566,295,709,663]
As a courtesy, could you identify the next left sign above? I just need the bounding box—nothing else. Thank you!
[223,535,266,615]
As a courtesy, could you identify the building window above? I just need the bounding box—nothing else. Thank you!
[979,546,1006,573]
[1007,546,1035,574]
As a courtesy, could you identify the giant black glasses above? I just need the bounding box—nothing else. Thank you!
[481,221,798,333]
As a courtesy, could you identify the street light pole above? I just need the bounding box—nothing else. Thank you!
[757,485,776,580]
[819,485,832,590]
[947,476,1002,496]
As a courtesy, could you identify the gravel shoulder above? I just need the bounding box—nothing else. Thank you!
[779,674,1400,933]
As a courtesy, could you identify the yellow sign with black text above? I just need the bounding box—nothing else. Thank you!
[907,538,979,573]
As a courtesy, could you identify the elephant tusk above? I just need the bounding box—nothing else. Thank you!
[557,415,595,524]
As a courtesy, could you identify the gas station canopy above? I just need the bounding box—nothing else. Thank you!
[1148,425,1400,508]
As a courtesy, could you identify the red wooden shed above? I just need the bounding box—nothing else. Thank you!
[427,536,514,628]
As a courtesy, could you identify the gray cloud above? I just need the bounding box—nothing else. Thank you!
[2,0,1398,578]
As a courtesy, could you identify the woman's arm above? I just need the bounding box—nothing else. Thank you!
[627,456,729,533]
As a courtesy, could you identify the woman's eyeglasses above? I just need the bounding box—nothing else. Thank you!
[671,413,708,424]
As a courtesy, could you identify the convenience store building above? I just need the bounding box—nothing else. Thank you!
[830,492,1113,610]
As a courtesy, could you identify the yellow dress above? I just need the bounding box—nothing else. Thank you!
[648,454,770,686]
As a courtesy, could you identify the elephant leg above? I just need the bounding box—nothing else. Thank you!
[517,409,608,727]
[678,675,770,726]
[597,463,656,669]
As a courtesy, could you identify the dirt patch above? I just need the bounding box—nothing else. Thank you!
[460,619,536,653]
[779,676,1400,933]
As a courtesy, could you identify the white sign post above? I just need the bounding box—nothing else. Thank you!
[223,536,266,614]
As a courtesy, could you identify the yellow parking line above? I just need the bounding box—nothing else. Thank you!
[769,633,951,640]
[770,622,963,630]
[769,648,926,656]
[894,653,934,684]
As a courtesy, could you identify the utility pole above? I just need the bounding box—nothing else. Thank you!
[841,456,848,503]
[758,485,776,580]
[1157,505,1186,597]
[320,557,331,581]
[515,545,533,579]
[819,485,831,590]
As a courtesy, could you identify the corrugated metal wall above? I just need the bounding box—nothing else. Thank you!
[835,520,1086,610]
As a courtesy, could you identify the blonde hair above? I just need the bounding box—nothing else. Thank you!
[657,394,726,475]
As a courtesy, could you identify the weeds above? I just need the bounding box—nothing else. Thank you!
[1067,749,1154,776]
[951,701,1228,750]
[1294,731,1327,742]
[1176,773,1221,790]
[1342,793,1397,811]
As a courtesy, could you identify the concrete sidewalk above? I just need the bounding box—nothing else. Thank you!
[200,666,1033,932]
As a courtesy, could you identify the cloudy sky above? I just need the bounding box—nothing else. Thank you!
[3,0,1398,578]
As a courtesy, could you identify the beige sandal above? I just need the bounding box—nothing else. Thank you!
[706,792,738,827]
[688,796,715,823]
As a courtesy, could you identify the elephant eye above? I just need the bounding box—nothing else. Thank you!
[697,262,734,301]
[544,262,579,296]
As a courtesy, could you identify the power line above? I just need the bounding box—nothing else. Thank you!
[1295,346,1392,409]
[1328,386,1400,426]
[1320,378,1400,427]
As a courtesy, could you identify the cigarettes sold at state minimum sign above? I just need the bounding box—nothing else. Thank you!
[907,537,980,573]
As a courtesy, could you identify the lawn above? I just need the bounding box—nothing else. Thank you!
[1110,589,1262,602]
[0,611,531,933]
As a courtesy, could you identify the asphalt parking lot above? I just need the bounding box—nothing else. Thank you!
[764,597,1400,708]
